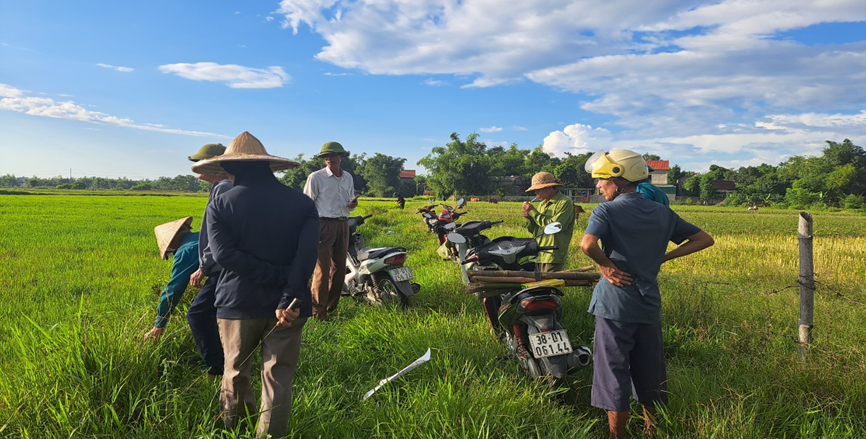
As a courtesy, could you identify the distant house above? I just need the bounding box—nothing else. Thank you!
[400,170,416,181]
[493,175,528,196]
[645,160,670,185]
[713,180,737,193]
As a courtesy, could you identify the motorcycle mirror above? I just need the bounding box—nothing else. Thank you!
[423,213,433,219]
[444,222,457,230]
[544,222,563,235]
[446,232,466,244]
[456,198,465,207]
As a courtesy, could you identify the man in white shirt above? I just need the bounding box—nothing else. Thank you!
[303,141,358,319]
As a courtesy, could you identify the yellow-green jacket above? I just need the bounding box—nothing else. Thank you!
[525,192,575,264]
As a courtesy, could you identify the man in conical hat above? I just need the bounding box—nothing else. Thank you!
[145,216,199,341]
[303,141,357,320]
[186,142,231,381]
[192,131,319,438]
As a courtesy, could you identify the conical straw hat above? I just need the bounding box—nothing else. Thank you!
[191,131,299,176]
[154,216,193,260]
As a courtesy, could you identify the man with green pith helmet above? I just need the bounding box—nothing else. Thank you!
[303,141,358,320]
[186,143,231,380]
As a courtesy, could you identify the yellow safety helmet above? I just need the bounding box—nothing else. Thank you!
[585,149,649,182]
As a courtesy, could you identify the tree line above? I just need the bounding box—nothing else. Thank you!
[4,136,863,210]
[675,139,865,209]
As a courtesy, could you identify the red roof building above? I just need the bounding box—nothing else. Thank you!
[645,160,670,171]
[645,160,670,185]
[400,170,416,180]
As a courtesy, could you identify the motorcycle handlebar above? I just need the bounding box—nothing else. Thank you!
[363,214,373,219]
[537,245,558,251]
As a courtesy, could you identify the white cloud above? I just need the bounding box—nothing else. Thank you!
[96,63,134,73]
[542,123,613,157]
[512,126,528,131]
[275,0,864,167]
[158,62,290,89]
[0,84,224,137]
[544,110,865,172]
[422,79,445,86]
[479,126,503,133]
[0,83,24,98]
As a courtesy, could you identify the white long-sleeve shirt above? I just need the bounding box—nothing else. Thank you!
[303,167,356,218]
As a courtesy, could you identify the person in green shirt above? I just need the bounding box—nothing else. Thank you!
[522,172,576,272]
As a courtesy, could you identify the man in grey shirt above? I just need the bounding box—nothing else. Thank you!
[580,149,714,438]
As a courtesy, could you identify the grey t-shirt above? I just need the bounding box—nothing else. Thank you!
[585,193,700,323]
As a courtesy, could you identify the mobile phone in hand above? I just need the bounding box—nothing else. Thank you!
[288,298,302,310]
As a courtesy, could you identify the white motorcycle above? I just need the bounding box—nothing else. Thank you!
[343,214,421,305]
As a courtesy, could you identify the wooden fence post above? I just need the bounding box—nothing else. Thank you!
[798,212,814,361]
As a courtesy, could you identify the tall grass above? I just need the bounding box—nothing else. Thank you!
[1,194,864,438]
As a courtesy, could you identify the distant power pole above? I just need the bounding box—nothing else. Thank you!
[70,168,72,180]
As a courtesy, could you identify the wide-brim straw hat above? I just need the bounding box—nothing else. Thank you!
[525,172,563,192]
[191,131,299,176]
[154,216,193,260]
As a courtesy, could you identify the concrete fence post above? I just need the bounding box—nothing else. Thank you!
[798,212,815,361]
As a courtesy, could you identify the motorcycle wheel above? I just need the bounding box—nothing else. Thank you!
[370,278,408,306]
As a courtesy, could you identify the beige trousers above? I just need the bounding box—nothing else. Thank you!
[218,317,307,438]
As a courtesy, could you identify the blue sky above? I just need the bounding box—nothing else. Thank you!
[1,0,864,180]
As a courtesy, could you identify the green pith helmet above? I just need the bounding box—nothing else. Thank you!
[188,143,227,162]
[317,141,349,158]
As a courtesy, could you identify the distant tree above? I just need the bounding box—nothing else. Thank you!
[418,133,494,198]
[279,153,319,190]
[642,153,661,161]
[553,152,594,188]
[70,180,87,190]
[130,183,152,191]
[667,165,686,185]
[0,174,20,187]
[360,153,405,197]
[682,175,700,197]
[488,144,529,177]
[524,147,558,178]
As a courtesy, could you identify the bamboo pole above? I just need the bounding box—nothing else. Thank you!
[798,212,815,361]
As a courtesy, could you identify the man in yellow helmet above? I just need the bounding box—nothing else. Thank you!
[580,149,714,438]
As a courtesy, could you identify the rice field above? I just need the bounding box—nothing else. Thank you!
[1,192,864,438]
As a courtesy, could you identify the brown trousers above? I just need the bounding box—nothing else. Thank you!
[218,317,307,439]
[311,220,349,319]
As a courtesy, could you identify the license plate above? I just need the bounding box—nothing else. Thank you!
[388,266,414,282]
[528,329,573,359]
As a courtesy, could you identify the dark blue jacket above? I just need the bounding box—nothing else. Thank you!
[206,165,320,319]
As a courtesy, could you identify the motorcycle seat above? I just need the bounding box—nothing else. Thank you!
[358,246,407,261]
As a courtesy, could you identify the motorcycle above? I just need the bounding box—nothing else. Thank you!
[343,214,421,305]
[448,222,591,386]
[432,203,469,245]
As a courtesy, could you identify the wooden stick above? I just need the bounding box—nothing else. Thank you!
[466,270,600,281]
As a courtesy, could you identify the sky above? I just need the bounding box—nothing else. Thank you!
[1,0,864,180]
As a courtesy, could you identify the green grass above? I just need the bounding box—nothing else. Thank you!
[1,194,864,438]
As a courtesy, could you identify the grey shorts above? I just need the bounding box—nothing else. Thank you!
[591,317,667,412]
